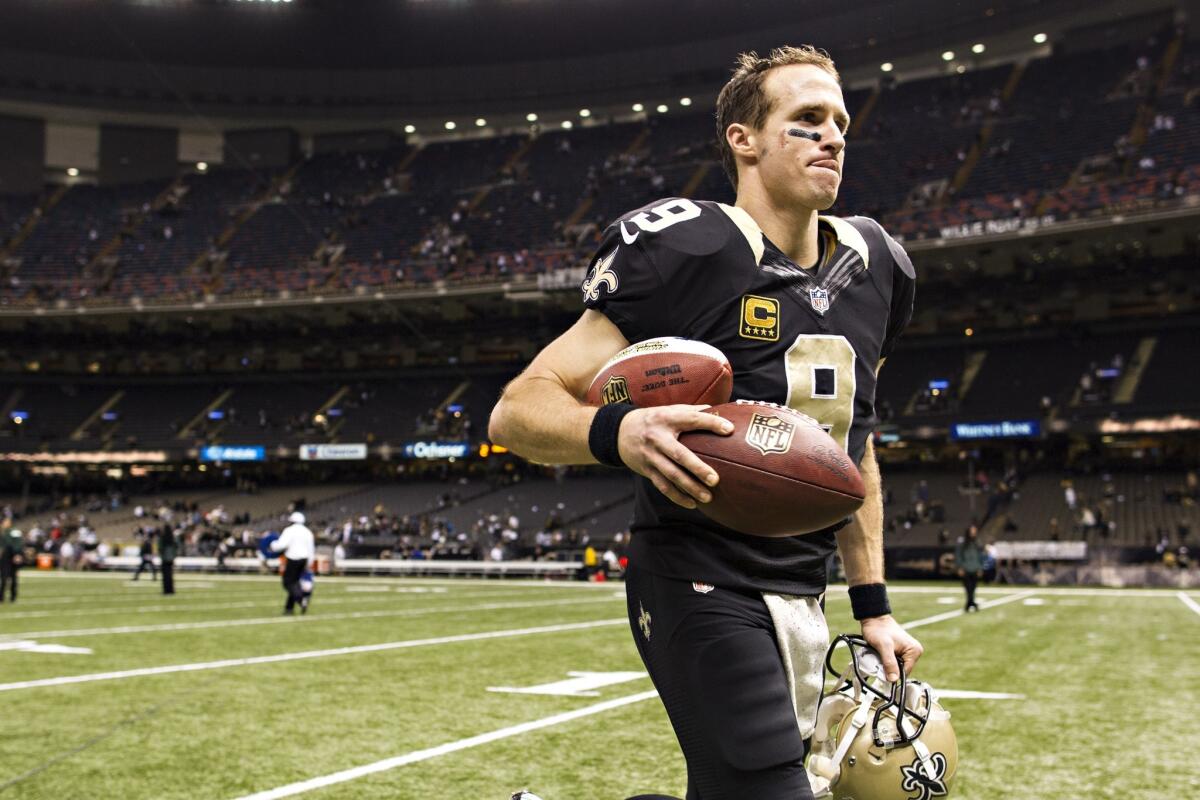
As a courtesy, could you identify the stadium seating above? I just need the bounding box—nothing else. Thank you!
[0,28,1195,306]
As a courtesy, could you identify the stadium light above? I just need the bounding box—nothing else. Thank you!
[404,124,416,134]
[632,103,644,112]
[196,162,208,172]
[972,43,985,54]
[656,104,669,113]
[66,167,79,177]
[579,108,591,118]
[526,112,538,122]
[880,62,894,72]
[1033,32,1048,44]
[680,97,692,107]
[942,51,955,61]
[965,327,975,337]
[561,120,573,129]
[444,121,456,130]
[475,118,487,127]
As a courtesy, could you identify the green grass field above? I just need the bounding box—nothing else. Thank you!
[0,572,1197,800]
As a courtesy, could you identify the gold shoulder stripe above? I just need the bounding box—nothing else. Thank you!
[818,215,870,269]
[717,203,765,265]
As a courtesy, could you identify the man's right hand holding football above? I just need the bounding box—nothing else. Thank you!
[617,405,733,509]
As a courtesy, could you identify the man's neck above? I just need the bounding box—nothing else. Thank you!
[735,189,820,268]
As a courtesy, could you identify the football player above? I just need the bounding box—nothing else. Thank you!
[491,45,921,800]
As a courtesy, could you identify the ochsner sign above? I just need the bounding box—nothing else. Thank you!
[403,441,470,459]
[299,443,368,461]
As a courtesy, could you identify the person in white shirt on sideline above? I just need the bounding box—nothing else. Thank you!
[271,511,315,615]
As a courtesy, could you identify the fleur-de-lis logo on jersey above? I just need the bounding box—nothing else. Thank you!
[900,752,949,800]
[637,601,652,641]
[583,249,619,303]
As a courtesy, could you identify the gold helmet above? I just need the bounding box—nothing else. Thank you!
[807,634,958,800]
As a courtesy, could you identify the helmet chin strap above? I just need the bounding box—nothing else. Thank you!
[812,661,876,784]
[829,690,876,779]
[898,708,939,781]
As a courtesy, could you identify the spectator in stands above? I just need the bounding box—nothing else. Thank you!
[1079,506,1097,539]
[158,525,178,595]
[132,531,157,581]
[955,525,984,612]
[271,511,314,615]
[0,526,22,603]
[1064,481,1078,511]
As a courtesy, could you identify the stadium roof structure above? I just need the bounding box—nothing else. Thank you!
[0,0,1175,120]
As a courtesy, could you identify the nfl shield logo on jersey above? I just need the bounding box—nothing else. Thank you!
[809,287,830,314]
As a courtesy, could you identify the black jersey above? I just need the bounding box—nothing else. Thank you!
[581,197,916,596]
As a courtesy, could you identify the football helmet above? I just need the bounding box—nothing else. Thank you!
[807,634,958,800]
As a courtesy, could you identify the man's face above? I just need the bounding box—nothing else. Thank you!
[751,64,849,211]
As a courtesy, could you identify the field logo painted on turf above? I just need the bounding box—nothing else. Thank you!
[488,671,648,697]
[0,639,92,655]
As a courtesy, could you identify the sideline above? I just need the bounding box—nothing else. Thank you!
[21,571,1191,597]
[0,586,565,620]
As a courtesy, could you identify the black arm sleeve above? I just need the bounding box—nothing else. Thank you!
[880,233,916,361]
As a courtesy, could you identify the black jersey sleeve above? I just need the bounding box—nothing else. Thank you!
[580,198,731,343]
[580,221,666,344]
[879,227,916,361]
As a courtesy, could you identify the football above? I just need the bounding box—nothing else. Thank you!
[678,400,866,537]
[586,337,733,408]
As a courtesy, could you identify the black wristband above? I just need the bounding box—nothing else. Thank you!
[848,583,891,620]
[588,403,637,468]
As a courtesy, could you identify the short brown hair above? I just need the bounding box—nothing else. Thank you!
[715,45,840,191]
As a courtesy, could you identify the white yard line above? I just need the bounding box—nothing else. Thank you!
[901,589,1038,629]
[1177,591,1200,618]
[230,689,660,800]
[0,586,562,620]
[935,689,1025,700]
[0,618,628,693]
[2,596,621,640]
[19,572,617,589]
[226,589,1044,799]
[21,571,1193,597]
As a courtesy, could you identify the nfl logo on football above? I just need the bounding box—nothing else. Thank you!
[809,287,830,314]
[746,413,796,456]
[601,375,632,405]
